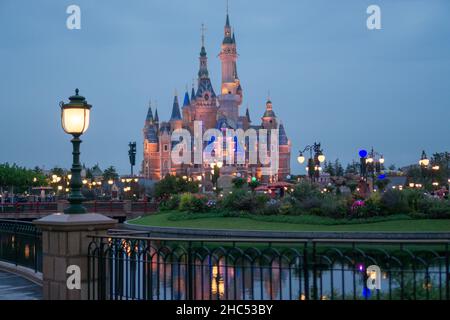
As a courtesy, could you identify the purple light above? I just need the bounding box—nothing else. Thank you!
[358,264,364,272]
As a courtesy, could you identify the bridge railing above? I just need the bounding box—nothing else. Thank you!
[0,202,57,214]
[0,200,157,216]
[87,234,450,300]
[0,219,42,273]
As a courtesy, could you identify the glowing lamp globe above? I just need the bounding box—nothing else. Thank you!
[297,155,305,164]
[60,89,91,136]
[421,159,430,166]
[379,157,385,164]
[318,154,326,163]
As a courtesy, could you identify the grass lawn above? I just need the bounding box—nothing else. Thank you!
[129,212,450,232]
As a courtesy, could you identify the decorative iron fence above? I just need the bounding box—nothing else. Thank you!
[0,219,42,273]
[88,234,450,300]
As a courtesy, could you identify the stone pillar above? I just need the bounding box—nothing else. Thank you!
[34,213,117,300]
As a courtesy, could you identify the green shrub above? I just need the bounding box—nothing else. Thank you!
[179,193,209,213]
[381,189,409,214]
[361,193,383,217]
[160,194,180,211]
[222,190,268,212]
[256,201,280,215]
[320,195,348,218]
[292,181,320,202]
[255,194,270,209]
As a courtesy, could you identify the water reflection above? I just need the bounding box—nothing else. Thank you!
[105,246,447,300]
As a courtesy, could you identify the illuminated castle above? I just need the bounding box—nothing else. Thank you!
[142,12,291,186]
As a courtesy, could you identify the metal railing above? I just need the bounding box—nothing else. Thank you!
[87,234,450,300]
[0,202,57,214]
[0,219,42,273]
[0,201,157,215]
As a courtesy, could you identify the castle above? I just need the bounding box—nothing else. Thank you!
[142,12,291,187]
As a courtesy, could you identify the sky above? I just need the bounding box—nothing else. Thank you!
[0,0,449,175]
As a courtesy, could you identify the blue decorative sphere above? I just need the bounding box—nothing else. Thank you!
[359,149,368,158]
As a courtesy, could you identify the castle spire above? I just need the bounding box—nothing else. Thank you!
[198,24,210,79]
[146,100,153,122]
[183,88,190,107]
[154,108,159,123]
[170,93,182,121]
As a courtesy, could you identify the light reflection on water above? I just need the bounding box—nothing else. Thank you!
[108,253,445,300]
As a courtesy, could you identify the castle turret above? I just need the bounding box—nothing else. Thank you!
[170,93,183,130]
[261,99,277,129]
[182,90,192,123]
[154,108,159,125]
[218,10,242,122]
[193,25,218,130]
[145,101,153,125]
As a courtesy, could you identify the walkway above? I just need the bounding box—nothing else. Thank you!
[0,270,42,300]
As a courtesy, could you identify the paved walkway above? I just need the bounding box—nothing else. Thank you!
[0,270,42,300]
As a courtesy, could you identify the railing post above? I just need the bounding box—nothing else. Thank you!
[187,241,194,300]
[303,241,309,300]
[312,241,318,300]
[446,243,449,300]
[34,213,117,300]
[34,227,39,273]
[14,223,18,266]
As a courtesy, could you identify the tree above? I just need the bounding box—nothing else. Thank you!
[375,178,390,192]
[345,160,360,175]
[50,166,65,177]
[103,166,118,181]
[0,163,47,194]
[324,161,335,176]
[232,177,246,189]
[154,175,199,198]
[334,159,344,176]
[248,179,260,193]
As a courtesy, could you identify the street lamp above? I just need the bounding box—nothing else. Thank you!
[419,150,431,187]
[360,147,384,191]
[419,150,430,167]
[298,142,325,184]
[60,88,92,214]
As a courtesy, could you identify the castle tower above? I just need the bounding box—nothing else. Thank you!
[142,102,160,179]
[278,122,291,181]
[218,11,242,122]
[261,99,277,129]
[193,25,218,130]
[182,89,191,124]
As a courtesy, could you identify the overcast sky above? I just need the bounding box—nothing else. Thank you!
[0,0,449,174]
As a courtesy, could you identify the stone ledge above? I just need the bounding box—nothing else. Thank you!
[123,222,450,240]
[0,260,43,286]
[33,213,117,231]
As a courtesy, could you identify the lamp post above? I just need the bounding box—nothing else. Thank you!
[60,89,92,214]
[297,142,325,184]
[210,161,222,192]
[419,150,430,187]
[367,148,384,191]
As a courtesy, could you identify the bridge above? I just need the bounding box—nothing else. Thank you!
[0,201,157,221]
